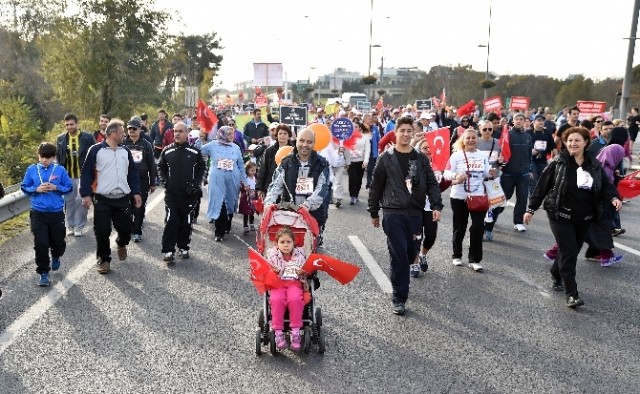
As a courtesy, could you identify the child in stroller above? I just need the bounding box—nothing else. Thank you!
[266,226,307,350]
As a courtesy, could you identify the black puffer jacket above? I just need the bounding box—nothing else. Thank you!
[528,151,618,222]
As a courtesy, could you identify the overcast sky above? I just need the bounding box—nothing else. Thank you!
[156,0,639,90]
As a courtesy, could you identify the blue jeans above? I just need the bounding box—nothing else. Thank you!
[382,213,422,303]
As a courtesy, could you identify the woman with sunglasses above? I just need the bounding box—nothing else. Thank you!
[444,128,496,272]
[589,116,604,140]
[476,121,502,239]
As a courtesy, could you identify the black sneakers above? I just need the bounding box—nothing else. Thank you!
[566,295,585,308]
[392,302,406,315]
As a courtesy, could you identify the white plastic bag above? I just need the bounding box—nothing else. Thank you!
[484,178,506,209]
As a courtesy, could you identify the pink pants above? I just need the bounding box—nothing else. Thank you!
[269,281,304,330]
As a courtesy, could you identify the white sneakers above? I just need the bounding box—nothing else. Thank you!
[453,258,483,272]
[514,224,526,232]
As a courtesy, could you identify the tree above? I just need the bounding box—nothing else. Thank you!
[0,97,42,183]
[554,75,594,109]
[41,0,170,116]
[164,33,223,94]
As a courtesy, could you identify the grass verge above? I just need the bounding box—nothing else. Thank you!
[0,211,29,246]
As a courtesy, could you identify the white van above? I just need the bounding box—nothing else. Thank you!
[341,92,367,107]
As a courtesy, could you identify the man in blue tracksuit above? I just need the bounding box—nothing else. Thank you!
[484,113,532,239]
[21,142,73,286]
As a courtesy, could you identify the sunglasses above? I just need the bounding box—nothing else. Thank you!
[461,120,469,123]
[127,127,138,130]
[595,120,603,123]
[481,128,493,131]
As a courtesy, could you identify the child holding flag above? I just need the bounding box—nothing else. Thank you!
[265,226,308,351]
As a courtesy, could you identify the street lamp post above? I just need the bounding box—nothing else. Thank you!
[619,0,640,119]
[478,1,492,102]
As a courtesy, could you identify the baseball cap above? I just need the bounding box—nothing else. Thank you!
[534,114,545,121]
[127,118,142,129]
[269,122,279,130]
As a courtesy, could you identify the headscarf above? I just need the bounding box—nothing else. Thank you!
[216,126,233,145]
[596,144,625,183]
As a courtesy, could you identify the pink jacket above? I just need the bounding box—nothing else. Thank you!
[266,246,306,279]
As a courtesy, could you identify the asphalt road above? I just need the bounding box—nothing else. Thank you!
[1,182,639,394]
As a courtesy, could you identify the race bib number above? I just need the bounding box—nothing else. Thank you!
[131,150,143,163]
[534,140,547,151]
[296,177,314,195]
[576,168,593,190]
[217,158,234,171]
[351,150,362,160]
[466,159,485,171]
[281,262,299,280]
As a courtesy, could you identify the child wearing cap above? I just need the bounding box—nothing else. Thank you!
[21,142,73,286]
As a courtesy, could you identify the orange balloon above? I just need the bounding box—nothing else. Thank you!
[309,123,331,151]
[275,145,294,165]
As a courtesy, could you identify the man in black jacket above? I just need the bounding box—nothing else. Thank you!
[56,113,96,237]
[368,116,443,315]
[124,118,157,242]
[243,108,269,146]
[158,122,206,263]
[149,109,174,159]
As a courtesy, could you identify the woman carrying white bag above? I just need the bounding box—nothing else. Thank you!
[476,120,506,241]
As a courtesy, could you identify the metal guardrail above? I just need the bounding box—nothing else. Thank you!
[0,184,31,224]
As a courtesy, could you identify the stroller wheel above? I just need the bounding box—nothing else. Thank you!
[255,329,263,356]
[303,327,312,354]
[315,307,323,327]
[317,326,325,354]
[258,308,264,329]
[269,331,277,355]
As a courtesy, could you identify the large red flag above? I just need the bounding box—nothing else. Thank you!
[301,253,360,285]
[196,99,219,132]
[424,127,450,171]
[456,100,475,118]
[249,247,282,294]
[499,125,511,163]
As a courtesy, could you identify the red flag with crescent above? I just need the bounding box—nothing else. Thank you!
[424,127,450,171]
[499,124,511,163]
[249,247,283,294]
[301,253,360,285]
[457,100,476,118]
[196,99,219,132]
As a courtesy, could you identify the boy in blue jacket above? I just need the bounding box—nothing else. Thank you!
[21,142,73,286]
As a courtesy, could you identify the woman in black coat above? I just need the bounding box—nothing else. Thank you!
[523,127,622,309]
[256,124,293,197]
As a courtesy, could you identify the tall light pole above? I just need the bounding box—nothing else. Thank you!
[478,1,492,102]
[619,0,640,119]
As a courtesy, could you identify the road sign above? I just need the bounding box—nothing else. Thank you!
[280,106,308,127]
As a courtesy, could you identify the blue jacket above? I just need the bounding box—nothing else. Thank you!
[21,163,73,212]
[370,125,381,159]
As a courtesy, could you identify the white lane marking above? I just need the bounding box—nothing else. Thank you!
[233,234,252,248]
[348,235,392,294]
[0,191,165,356]
[613,242,640,258]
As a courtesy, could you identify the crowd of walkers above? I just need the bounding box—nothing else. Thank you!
[16,100,637,313]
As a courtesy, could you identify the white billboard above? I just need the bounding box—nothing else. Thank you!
[253,63,283,87]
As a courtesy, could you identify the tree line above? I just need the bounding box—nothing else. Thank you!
[0,0,222,184]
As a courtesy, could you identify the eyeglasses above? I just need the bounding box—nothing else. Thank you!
[228,124,235,126]
[127,127,138,130]
[481,128,493,131]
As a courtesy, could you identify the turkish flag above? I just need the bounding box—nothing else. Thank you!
[249,247,283,295]
[456,100,475,118]
[425,127,450,171]
[617,170,640,199]
[441,88,446,105]
[376,96,384,111]
[498,125,511,163]
[301,253,360,285]
[196,99,219,132]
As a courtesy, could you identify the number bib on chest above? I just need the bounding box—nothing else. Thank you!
[131,150,143,163]
[296,177,314,195]
[281,262,299,281]
[217,158,234,171]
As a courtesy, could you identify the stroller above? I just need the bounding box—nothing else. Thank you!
[254,202,325,355]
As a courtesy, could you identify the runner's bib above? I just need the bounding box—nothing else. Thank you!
[131,150,143,163]
[281,262,300,280]
[296,177,314,195]
[217,158,234,171]
[534,140,547,151]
